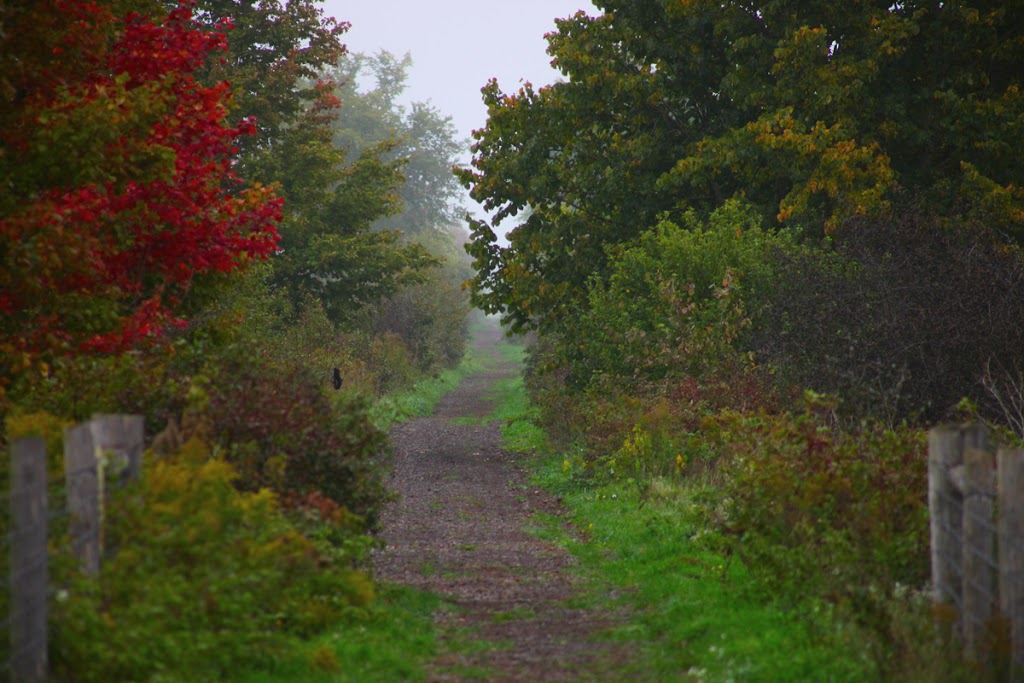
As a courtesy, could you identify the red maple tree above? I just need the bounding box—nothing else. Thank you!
[0,1,282,379]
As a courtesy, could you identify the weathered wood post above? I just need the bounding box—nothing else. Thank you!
[929,425,989,624]
[999,447,1024,680]
[64,423,100,575]
[962,447,995,661]
[87,414,144,566]
[90,414,144,484]
[10,436,48,683]
[930,426,966,612]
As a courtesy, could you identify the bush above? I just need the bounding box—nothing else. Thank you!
[563,200,791,389]
[190,353,392,529]
[522,201,788,471]
[751,205,1024,423]
[364,272,470,373]
[710,395,930,610]
[50,440,375,683]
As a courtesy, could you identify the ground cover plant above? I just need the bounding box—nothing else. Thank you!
[50,439,377,683]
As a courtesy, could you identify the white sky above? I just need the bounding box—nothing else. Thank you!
[318,0,599,226]
[319,1,598,146]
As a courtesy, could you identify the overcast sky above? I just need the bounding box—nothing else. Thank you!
[319,0,599,162]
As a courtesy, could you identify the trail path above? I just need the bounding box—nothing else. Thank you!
[374,324,632,682]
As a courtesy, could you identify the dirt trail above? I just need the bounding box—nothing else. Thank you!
[374,324,631,682]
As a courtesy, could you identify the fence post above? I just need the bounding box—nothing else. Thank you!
[90,414,144,484]
[64,423,100,576]
[930,426,966,611]
[999,447,1024,679]
[929,426,989,611]
[10,437,48,683]
[962,447,995,661]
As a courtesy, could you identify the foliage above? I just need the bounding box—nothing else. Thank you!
[567,201,782,385]
[460,0,1024,332]
[710,397,930,599]
[238,77,438,327]
[0,1,282,401]
[189,352,392,528]
[3,411,72,479]
[50,440,375,683]
[175,1,447,328]
[518,202,786,470]
[327,51,467,240]
[750,206,1024,423]
[363,270,470,372]
[180,0,348,157]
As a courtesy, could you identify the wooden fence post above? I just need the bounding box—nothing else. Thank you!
[90,414,144,484]
[10,436,48,683]
[999,447,1024,680]
[962,447,995,661]
[930,426,966,610]
[929,425,989,612]
[64,423,100,576]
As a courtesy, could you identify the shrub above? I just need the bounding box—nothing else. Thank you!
[751,205,1024,423]
[50,440,375,683]
[364,272,470,373]
[190,354,392,528]
[564,200,792,389]
[710,395,930,612]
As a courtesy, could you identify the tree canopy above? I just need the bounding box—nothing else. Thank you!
[0,0,281,389]
[459,0,1024,332]
[328,51,467,240]
[175,0,348,156]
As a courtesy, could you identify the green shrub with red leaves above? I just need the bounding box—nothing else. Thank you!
[188,353,391,529]
[706,394,929,615]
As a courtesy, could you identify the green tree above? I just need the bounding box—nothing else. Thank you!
[242,82,438,325]
[176,0,348,157]
[328,51,468,240]
[460,0,1024,332]
[319,50,472,361]
[173,5,441,326]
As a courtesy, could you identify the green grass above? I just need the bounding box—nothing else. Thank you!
[489,373,546,453]
[233,586,501,682]
[526,463,876,682]
[234,586,441,683]
[369,347,483,430]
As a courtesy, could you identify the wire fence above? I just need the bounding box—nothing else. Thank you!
[929,424,1024,678]
[1,415,143,683]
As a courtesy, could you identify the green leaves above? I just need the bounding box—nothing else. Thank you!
[462,0,1024,332]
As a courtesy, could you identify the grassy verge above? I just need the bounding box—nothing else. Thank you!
[489,345,876,682]
[369,347,483,430]
[235,587,441,683]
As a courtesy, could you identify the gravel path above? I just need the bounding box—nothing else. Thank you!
[373,324,632,682]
